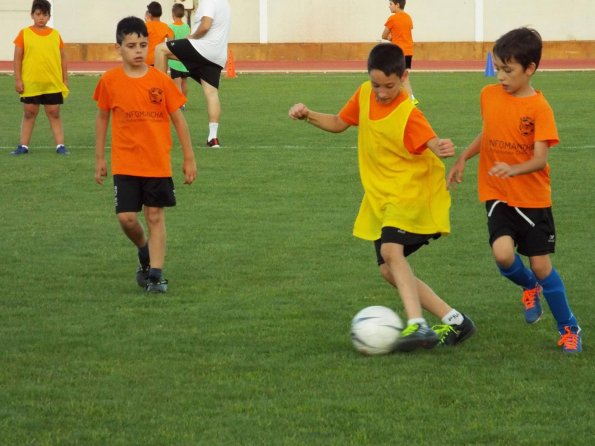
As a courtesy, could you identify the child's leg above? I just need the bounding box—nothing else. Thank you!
[117,211,148,248]
[493,236,537,288]
[379,243,422,320]
[181,78,188,97]
[530,255,578,330]
[20,103,40,146]
[44,104,64,145]
[143,206,166,278]
[173,77,183,94]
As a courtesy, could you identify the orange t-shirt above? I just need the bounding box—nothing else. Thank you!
[13,26,65,48]
[146,21,174,65]
[478,84,559,207]
[384,12,414,56]
[339,88,435,154]
[93,66,186,177]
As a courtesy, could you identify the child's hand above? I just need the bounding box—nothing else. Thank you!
[288,103,310,121]
[437,138,455,158]
[183,159,197,185]
[489,162,514,178]
[95,160,107,185]
[15,80,24,94]
[447,158,466,189]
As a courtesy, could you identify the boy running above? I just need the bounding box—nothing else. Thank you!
[94,16,197,293]
[289,43,476,352]
[447,28,582,353]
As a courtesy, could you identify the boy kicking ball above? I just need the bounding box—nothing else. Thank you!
[94,16,197,293]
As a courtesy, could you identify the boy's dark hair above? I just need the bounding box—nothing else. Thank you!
[368,43,406,77]
[172,3,185,18]
[391,0,406,9]
[31,0,51,15]
[116,16,148,45]
[147,1,163,18]
[493,27,542,70]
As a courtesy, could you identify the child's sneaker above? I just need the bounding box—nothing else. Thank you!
[433,314,477,346]
[56,144,70,155]
[11,144,29,155]
[557,326,582,353]
[522,285,543,324]
[136,265,150,288]
[394,324,439,352]
[206,138,220,148]
[146,278,168,294]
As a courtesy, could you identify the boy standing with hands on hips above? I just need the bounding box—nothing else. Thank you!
[448,28,582,353]
[94,16,197,294]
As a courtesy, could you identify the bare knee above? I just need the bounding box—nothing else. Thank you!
[45,106,60,120]
[144,207,164,227]
[529,256,552,280]
[23,107,39,120]
[117,212,138,230]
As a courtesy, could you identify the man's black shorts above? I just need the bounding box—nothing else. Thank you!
[21,92,64,105]
[485,200,556,256]
[166,39,222,88]
[405,55,413,69]
[170,68,190,79]
[113,175,176,214]
[374,226,441,265]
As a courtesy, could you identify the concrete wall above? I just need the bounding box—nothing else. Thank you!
[1,0,594,60]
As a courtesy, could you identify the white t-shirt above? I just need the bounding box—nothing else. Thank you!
[189,0,231,67]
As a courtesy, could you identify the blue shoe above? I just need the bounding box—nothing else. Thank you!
[136,265,150,288]
[11,144,29,155]
[558,326,582,353]
[56,144,70,155]
[522,285,543,324]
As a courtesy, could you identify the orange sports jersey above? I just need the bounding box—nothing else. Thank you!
[384,12,414,55]
[478,84,559,208]
[93,66,186,177]
[13,26,65,48]
[339,88,435,154]
[146,21,174,65]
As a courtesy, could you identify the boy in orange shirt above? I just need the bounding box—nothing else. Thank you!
[94,16,197,293]
[382,0,416,105]
[12,0,69,155]
[289,43,476,352]
[448,28,582,353]
[145,1,173,66]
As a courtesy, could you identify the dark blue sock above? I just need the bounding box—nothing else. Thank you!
[498,254,537,290]
[138,243,150,268]
[149,268,162,282]
[538,268,577,331]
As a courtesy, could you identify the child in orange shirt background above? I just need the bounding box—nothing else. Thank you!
[94,16,196,294]
[447,28,582,353]
[145,1,174,66]
[382,0,417,105]
[12,0,69,156]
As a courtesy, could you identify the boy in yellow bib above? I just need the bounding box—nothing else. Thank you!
[289,43,475,352]
[12,0,69,156]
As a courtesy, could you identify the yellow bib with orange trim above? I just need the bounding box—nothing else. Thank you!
[353,81,450,240]
[21,27,69,98]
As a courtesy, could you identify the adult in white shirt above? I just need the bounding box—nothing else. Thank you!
[155,0,231,147]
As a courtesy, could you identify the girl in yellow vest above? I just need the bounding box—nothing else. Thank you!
[12,0,69,155]
[289,43,476,352]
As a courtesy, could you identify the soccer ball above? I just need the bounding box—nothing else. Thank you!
[351,306,403,355]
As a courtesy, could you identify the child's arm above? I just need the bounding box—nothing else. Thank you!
[95,109,110,185]
[426,137,455,158]
[447,133,482,188]
[381,27,391,41]
[13,46,24,94]
[189,16,213,39]
[489,141,549,178]
[60,47,68,87]
[170,109,197,185]
[288,103,350,133]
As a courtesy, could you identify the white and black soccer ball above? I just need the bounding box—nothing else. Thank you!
[351,306,403,355]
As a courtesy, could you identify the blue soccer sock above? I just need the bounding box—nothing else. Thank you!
[137,243,150,268]
[538,268,578,331]
[498,254,537,290]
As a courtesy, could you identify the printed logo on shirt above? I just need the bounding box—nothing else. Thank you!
[519,116,535,137]
[149,88,164,104]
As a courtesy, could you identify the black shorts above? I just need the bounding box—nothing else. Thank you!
[113,175,176,214]
[374,226,441,265]
[21,92,64,105]
[170,68,190,79]
[405,55,413,69]
[166,39,222,88]
[485,200,556,256]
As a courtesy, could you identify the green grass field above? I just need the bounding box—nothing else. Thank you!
[0,71,593,445]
